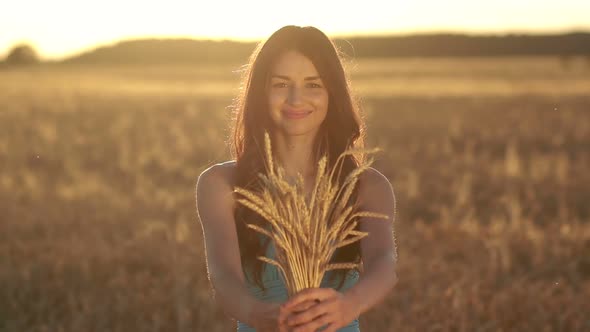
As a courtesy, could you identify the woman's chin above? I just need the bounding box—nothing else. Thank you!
[275,125,320,138]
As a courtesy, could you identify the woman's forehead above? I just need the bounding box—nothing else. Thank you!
[270,50,320,79]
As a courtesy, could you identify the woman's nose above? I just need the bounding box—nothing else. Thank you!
[287,86,304,105]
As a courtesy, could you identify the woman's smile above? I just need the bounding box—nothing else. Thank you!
[282,107,313,119]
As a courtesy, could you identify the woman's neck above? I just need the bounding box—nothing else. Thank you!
[272,133,316,181]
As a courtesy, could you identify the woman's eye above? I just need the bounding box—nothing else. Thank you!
[272,82,288,88]
[307,83,322,88]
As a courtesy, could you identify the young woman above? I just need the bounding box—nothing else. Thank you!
[196,25,398,332]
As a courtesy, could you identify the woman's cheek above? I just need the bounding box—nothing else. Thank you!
[310,90,328,102]
[269,92,286,108]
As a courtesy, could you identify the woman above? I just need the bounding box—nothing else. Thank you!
[196,25,398,332]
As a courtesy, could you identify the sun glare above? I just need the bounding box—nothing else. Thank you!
[1,0,589,58]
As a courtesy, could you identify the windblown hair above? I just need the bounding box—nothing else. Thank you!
[228,25,367,293]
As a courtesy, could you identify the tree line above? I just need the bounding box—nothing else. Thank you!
[3,32,590,66]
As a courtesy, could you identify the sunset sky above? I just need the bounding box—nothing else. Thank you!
[2,0,589,60]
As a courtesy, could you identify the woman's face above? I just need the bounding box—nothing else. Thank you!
[267,50,329,137]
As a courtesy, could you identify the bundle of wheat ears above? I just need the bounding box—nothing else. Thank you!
[233,131,389,298]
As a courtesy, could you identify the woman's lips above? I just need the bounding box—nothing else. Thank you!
[282,109,312,119]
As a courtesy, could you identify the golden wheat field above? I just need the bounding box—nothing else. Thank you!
[1,56,589,332]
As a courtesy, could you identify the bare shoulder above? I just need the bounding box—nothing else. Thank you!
[197,160,237,188]
[358,167,394,194]
[360,167,391,186]
[196,160,238,207]
[357,167,396,211]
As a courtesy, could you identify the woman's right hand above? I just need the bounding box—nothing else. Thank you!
[252,300,319,332]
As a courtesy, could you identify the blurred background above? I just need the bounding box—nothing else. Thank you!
[1,1,589,331]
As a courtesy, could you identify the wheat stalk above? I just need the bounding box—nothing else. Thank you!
[233,131,389,298]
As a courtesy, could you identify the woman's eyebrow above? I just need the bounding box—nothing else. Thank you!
[271,74,321,81]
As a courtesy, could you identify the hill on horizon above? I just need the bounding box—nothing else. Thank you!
[9,32,590,65]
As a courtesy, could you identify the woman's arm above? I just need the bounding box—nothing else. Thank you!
[344,167,399,316]
[343,253,398,317]
[196,164,275,328]
[210,271,268,326]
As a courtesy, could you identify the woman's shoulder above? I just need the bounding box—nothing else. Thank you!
[214,159,237,173]
[359,167,391,186]
[357,167,395,204]
[198,160,237,188]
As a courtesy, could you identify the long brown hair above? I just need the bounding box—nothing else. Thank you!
[229,25,367,293]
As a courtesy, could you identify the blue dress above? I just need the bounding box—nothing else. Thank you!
[237,236,361,332]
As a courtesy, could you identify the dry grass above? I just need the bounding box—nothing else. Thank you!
[0,57,589,331]
[233,131,388,297]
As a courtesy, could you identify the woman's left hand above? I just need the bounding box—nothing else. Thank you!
[278,288,359,332]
